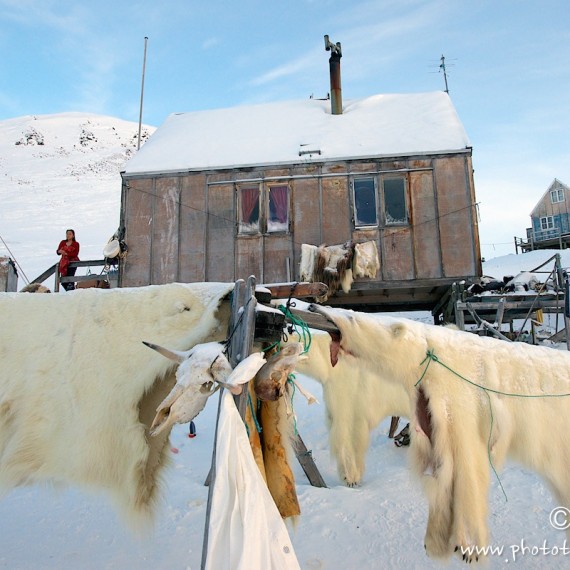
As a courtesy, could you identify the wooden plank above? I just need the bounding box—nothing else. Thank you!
[151,177,180,284]
[292,176,321,278]
[263,235,293,284]
[292,434,327,488]
[236,236,262,282]
[287,307,340,334]
[379,227,414,281]
[434,156,477,277]
[122,179,153,286]
[321,174,351,245]
[179,174,207,282]
[410,170,442,279]
[260,281,328,299]
[206,184,235,281]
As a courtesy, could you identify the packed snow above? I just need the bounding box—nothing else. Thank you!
[1,114,570,568]
[124,92,470,175]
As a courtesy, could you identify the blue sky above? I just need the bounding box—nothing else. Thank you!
[1,0,568,261]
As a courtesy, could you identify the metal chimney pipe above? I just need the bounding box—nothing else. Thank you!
[324,35,342,115]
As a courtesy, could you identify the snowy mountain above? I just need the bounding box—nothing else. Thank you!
[0,113,155,286]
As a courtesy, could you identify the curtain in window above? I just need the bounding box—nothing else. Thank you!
[269,186,288,223]
[241,187,259,224]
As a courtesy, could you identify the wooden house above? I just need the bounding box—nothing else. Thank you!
[518,179,570,252]
[119,91,481,314]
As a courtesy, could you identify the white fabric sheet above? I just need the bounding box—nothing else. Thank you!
[205,391,300,570]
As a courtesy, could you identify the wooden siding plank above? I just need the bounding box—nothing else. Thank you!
[322,176,351,245]
[410,170,442,279]
[235,236,262,282]
[380,227,414,280]
[292,177,321,279]
[151,177,180,284]
[434,156,477,277]
[122,179,153,287]
[206,184,235,281]
[179,174,207,282]
[263,236,292,283]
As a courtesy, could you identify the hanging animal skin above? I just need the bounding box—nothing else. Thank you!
[253,342,307,401]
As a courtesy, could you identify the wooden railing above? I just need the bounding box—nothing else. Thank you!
[29,259,113,292]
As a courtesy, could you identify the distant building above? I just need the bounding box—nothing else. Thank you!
[517,179,570,252]
[119,91,481,315]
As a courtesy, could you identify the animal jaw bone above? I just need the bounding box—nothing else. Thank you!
[143,341,267,436]
[143,341,233,436]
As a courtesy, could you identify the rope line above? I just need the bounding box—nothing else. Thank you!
[278,304,312,354]
[416,349,570,501]
[247,392,262,434]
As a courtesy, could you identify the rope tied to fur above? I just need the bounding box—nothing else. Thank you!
[416,348,570,502]
[416,349,509,500]
[278,304,312,354]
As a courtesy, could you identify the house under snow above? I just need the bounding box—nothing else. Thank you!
[119,91,481,314]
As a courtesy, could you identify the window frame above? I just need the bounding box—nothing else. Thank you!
[550,189,564,204]
[266,183,290,234]
[351,176,378,228]
[540,215,554,231]
[237,184,261,235]
[382,175,408,226]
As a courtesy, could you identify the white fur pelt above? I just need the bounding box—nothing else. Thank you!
[353,240,380,279]
[299,244,318,282]
[311,306,570,561]
[314,242,355,297]
[292,330,410,486]
[0,282,232,529]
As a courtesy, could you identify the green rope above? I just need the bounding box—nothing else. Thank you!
[278,304,312,354]
[416,349,570,502]
[287,375,299,436]
[247,392,262,434]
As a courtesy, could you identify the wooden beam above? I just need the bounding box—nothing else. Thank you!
[260,281,328,299]
[292,434,327,488]
[287,307,340,335]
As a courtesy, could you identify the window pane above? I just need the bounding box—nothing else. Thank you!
[268,185,289,232]
[239,186,260,233]
[353,178,377,226]
[384,178,407,224]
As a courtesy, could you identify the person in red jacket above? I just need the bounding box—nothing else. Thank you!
[56,229,80,291]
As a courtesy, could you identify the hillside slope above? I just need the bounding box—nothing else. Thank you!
[0,113,155,286]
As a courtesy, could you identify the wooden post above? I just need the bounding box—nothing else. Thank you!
[201,277,256,569]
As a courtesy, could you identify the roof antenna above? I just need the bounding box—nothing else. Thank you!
[439,54,449,94]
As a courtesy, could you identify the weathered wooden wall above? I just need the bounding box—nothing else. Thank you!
[120,152,481,308]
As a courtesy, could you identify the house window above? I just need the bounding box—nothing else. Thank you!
[238,186,260,233]
[540,216,554,231]
[267,185,289,233]
[352,177,377,226]
[551,188,564,204]
[383,177,407,224]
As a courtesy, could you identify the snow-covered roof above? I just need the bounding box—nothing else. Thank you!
[124,92,471,176]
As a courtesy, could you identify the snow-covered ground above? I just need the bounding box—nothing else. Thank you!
[0,112,154,285]
[1,114,570,568]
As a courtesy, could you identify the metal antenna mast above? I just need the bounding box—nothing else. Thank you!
[137,36,148,150]
[439,54,449,94]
